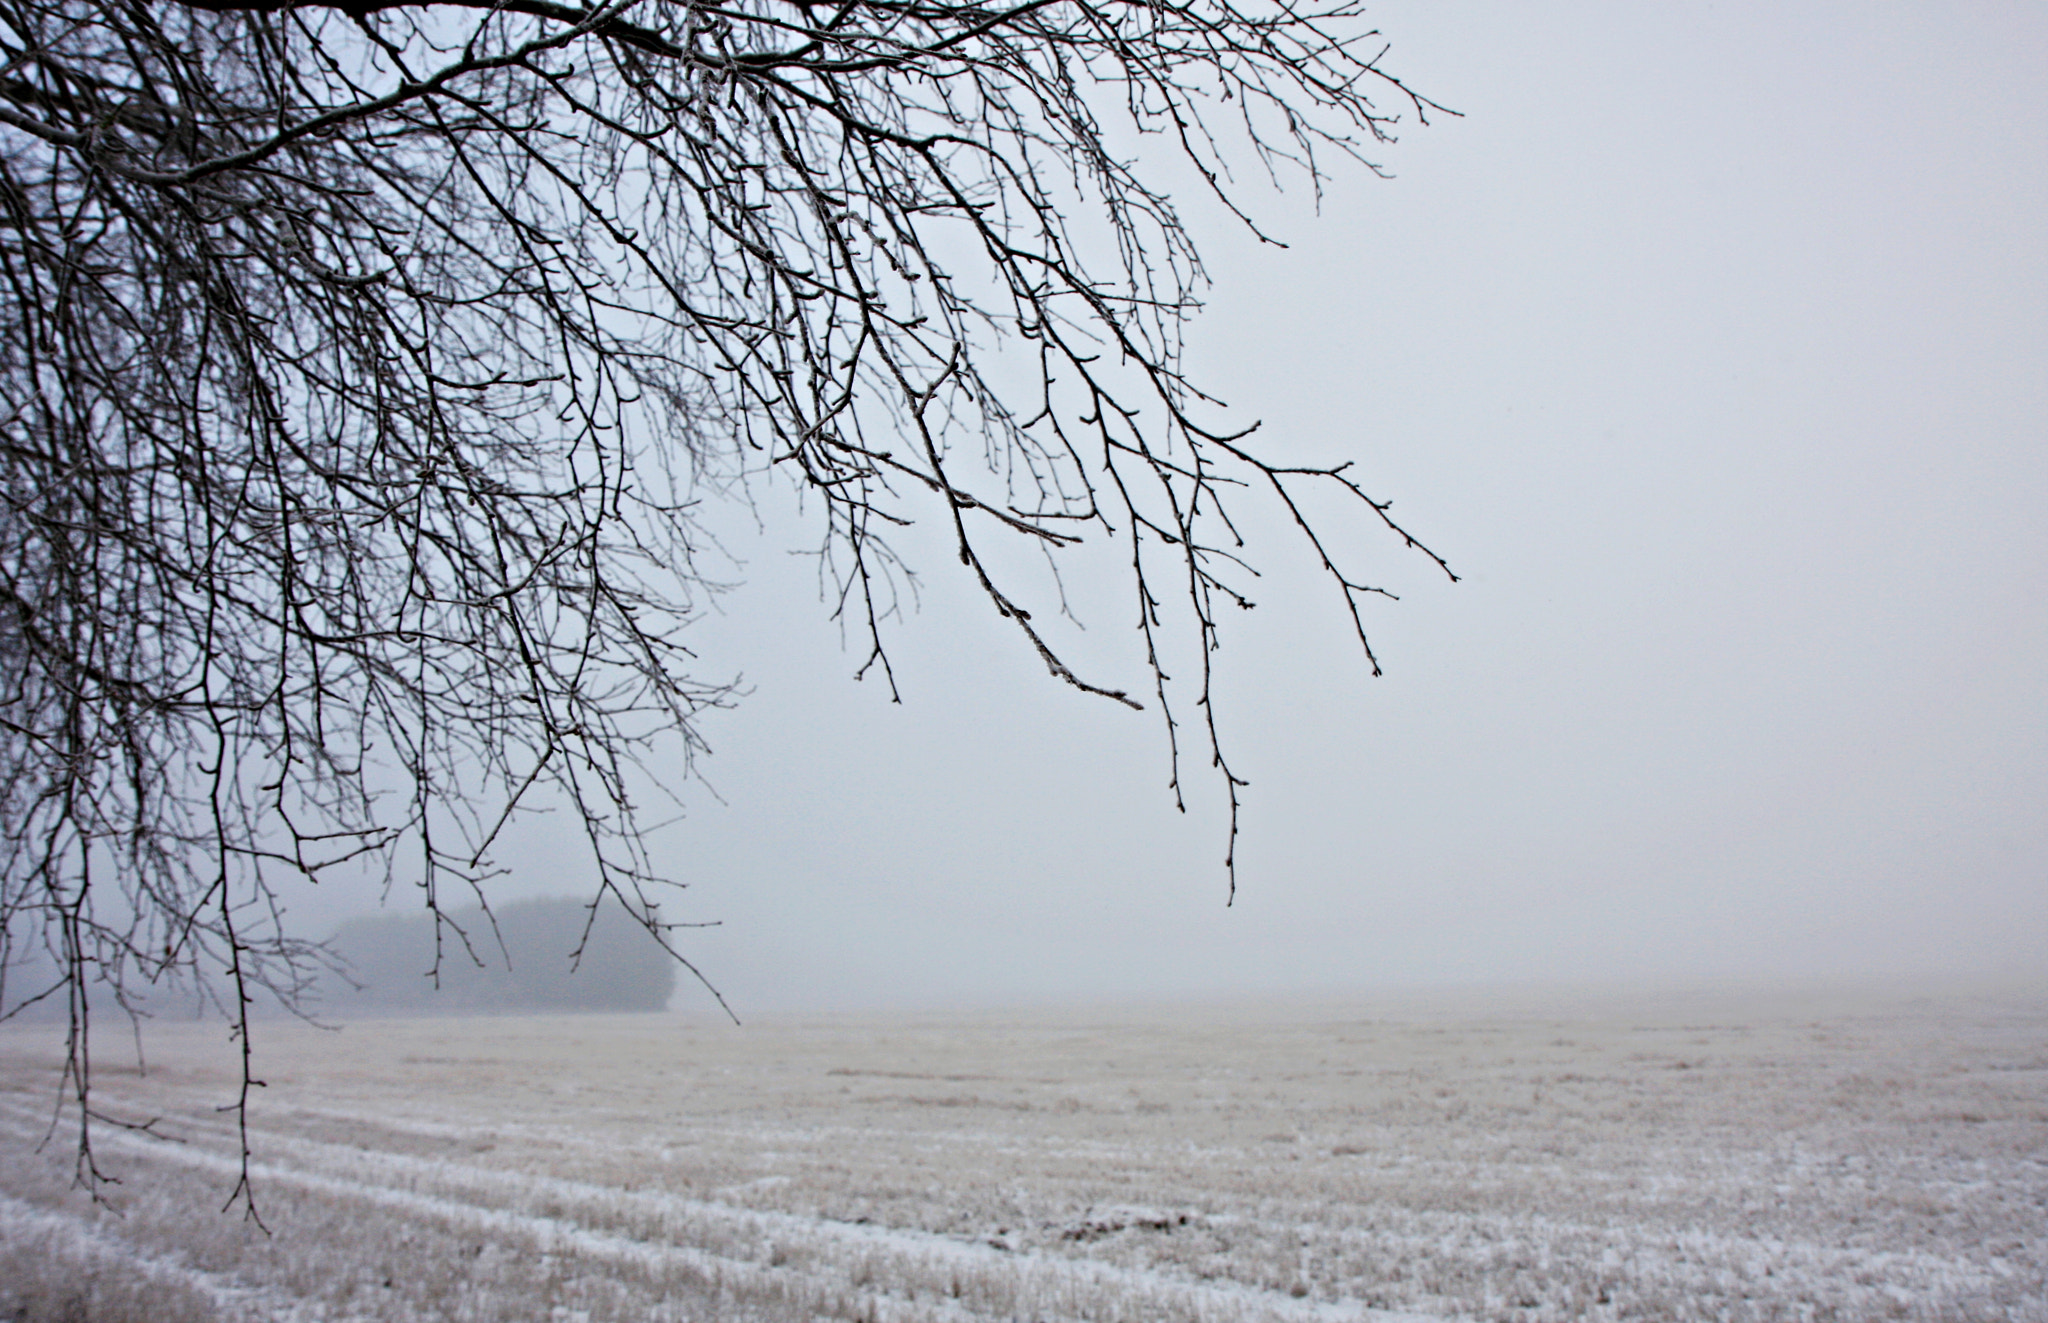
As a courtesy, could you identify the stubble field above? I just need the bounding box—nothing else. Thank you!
[1,981,2044,1322]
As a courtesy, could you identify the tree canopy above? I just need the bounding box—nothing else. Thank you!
[0,0,1451,1201]
[325,896,679,1014]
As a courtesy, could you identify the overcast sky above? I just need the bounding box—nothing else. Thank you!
[314,0,2047,1014]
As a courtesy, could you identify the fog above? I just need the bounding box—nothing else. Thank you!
[302,1,2047,1014]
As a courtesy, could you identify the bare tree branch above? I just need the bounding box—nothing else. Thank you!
[0,0,1454,1210]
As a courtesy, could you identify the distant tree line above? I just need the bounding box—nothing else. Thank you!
[325,898,676,1015]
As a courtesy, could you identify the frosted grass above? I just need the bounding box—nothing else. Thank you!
[1,981,2042,1321]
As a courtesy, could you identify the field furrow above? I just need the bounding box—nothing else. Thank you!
[2,983,2043,1321]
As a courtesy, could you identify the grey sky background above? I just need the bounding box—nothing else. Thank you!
[312,1,2048,1013]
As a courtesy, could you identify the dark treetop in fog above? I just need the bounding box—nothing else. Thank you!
[326,896,677,1013]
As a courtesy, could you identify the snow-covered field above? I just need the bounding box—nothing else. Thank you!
[1,981,2044,1321]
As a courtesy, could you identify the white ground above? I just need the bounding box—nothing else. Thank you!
[1,981,2043,1321]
